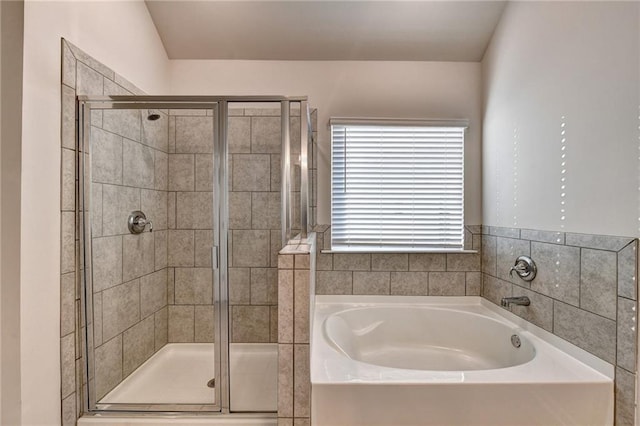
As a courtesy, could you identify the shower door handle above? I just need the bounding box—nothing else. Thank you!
[211,246,219,270]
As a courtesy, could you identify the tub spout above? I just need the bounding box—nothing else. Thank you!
[501,296,531,308]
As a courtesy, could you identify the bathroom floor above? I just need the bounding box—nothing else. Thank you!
[100,343,277,411]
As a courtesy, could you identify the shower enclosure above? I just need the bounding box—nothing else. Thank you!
[78,96,310,415]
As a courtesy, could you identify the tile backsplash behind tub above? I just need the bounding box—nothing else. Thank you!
[481,226,637,426]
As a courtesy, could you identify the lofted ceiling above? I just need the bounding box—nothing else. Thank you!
[145,1,507,62]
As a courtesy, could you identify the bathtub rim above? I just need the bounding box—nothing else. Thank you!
[311,295,614,385]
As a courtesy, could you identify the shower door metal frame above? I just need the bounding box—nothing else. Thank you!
[78,95,310,417]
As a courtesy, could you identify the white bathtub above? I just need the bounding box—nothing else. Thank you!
[311,296,614,426]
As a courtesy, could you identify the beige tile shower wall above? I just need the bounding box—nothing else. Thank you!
[88,84,169,400]
[313,225,482,296]
[166,110,215,344]
[60,40,168,422]
[480,226,638,426]
[227,107,302,343]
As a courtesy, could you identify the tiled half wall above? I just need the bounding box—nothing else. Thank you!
[312,224,482,296]
[481,226,638,426]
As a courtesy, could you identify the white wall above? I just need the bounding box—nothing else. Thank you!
[482,1,639,237]
[169,60,483,226]
[21,1,168,423]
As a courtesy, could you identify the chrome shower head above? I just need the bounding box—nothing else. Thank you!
[147,110,161,121]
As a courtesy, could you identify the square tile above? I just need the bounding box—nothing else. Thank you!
[174,268,213,305]
[530,242,580,306]
[231,305,270,343]
[428,272,465,296]
[168,305,195,343]
[232,154,270,192]
[580,248,617,319]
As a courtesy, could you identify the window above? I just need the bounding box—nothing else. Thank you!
[330,119,466,252]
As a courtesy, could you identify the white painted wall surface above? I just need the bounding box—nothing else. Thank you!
[169,60,483,226]
[21,1,168,423]
[482,1,639,237]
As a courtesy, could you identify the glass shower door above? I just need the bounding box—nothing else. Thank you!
[79,100,222,413]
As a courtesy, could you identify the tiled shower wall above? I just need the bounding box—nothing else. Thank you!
[227,107,302,343]
[166,110,215,344]
[89,103,170,400]
[480,226,638,425]
[60,40,156,424]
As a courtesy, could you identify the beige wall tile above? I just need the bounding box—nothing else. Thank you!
[316,271,352,295]
[168,154,195,191]
[251,116,281,153]
[62,85,76,150]
[408,253,446,271]
[333,253,370,271]
[122,232,155,282]
[429,272,466,296]
[195,154,213,191]
[481,234,497,276]
[95,335,122,399]
[154,230,168,270]
[531,242,580,306]
[176,191,213,229]
[102,184,140,236]
[231,305,270,343]
[123,139,154,188]
[195,305,215,343]
[175,116,214,153]
[154,307,168,350]
[278,269,294,343]
[446,253,481,272]
[278,344,293,417]
[92,235,122,292]
[140,269,167,318]
[617,297,637,372]
[390,272,428,296]
[618,241,638,300]
[229,116,251,153]
[294,270,310,343]
[371,254,408,271]
[61,273,76,336]
[229,192,252,230]
[102,279,140,341]
[232,154,271,192]
[168,230,195,267]
[252,192,281,229]
[122,316,154,377]
[482,274,512,306]
[154,150,168,191]
[353,272,390,295]
[168,305,195,342]
[61,333,76,398]
[61,148,76,211]
[580,248,617,319]
[142,113,169,152]
[293,344,310,417]
[554,301,616,363]
[174,268,213,305]
[232,230,270,267]
[61,212,75,274]
[76,61,104,95]
[195,230,214,267]
[62,43,76,88]
[229,268,251,305]
[103,109,141,142]
[141,189,167,231]
[465,272,481,296]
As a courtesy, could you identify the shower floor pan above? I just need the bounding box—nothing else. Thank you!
[99,343,277,411]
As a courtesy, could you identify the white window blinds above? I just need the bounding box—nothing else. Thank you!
[330,120,466,252]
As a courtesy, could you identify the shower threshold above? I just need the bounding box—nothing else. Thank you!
[99,343,277,411]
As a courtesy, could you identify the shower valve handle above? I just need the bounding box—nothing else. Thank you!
[128,211,153,234]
